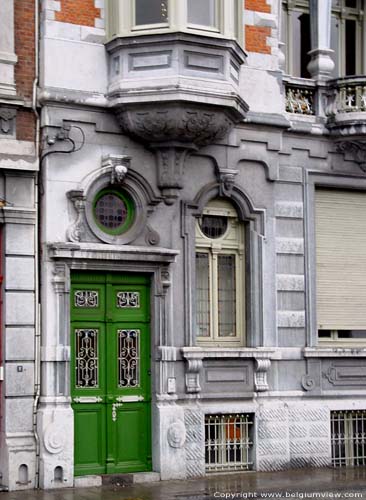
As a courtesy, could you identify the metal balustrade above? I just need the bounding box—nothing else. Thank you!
[331,410,366,467]
[205,413,254,472]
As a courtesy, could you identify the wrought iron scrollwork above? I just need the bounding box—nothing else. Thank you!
[118,329,140,387]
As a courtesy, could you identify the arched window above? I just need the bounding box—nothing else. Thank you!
[195,199,245,346]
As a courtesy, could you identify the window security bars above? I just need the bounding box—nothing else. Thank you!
[205,414,254,472]
[331,410,366,467]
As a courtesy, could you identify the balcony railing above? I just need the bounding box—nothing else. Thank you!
[284,77,316,116]
[326,76,366,116]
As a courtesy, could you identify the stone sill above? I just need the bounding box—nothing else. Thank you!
[304,347,366,358]
[181,346,275,360]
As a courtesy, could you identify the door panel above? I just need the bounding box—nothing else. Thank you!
[71,272,151,476]
[74,405,107,475]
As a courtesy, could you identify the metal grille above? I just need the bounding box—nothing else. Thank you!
[331,410,366,467]
[74,290,98,308]
[116,291,140,308]
[200,215,228,239]
[205,414,254,472]
[118,329,140,387]
[75,329,98,388]
[95,193,128,230]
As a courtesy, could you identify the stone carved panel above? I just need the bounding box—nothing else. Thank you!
[0,107,16,135]
[43,423,66,455]
[184,409,205,478]
[323,362,366,386]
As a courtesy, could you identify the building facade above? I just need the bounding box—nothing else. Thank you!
[0,0,39,491]
[2,0,366,491]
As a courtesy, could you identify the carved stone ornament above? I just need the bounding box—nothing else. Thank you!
[167,420,186,448]
[102,154,131,185]
[0,107,16,135]
[66,190,87,243]
[254,358,271,392]
[301,374,315,392]
[218,169,238,197]
[43,423,66,455]
[116,103,237,204]
[117,103,235,148]
[336,140,366,172]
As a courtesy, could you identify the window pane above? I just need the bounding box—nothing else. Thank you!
[196,253,210,337]
[345,0,357,8]
[188,0,216,27]
[135,0,168,26]
[200,216,227,239]
[330,16,340,77]
[345,19,356,75]
[218,255,236,337]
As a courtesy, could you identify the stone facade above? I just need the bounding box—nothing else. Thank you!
[2,0,366,491]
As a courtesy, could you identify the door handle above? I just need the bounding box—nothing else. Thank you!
[112,402,123,422]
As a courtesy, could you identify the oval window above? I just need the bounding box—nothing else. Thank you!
[199,215,228,239]
[93,188,135,235]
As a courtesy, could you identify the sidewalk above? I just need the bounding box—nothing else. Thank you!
[2,467,366,500]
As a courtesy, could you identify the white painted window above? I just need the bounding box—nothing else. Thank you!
[282,0,365,77]
[315,189,366,344]
[205,413,254,472]
[195,199,245,346]
[107,0,241,42]
[331,410,366,467]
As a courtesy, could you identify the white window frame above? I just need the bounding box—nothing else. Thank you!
[107,0,242,42]
[195,201,245,347]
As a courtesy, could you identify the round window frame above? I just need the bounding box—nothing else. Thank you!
[84,171,146,245]
[93,188,135,236]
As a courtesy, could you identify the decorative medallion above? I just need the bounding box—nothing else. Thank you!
[167,420,186,448]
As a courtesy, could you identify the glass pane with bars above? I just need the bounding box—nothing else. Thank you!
[205,414,253,472]
[218,254,236,337]
[196,252,210,337]
[331,410,366,467]
[75,329,99,388]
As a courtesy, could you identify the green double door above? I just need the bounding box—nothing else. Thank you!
[70,272,152,476]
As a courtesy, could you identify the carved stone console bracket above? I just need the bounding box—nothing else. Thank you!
[336,140,366,172]
[218,168,239,197]
[116,103,241,205]
[181,349,204,394]
[66,190,86,243]
[254,358,271,392]
[102,154,131,185]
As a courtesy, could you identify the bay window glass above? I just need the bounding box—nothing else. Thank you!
[188,0,218,29]
[195,199,245,345]
[135,0,168,26]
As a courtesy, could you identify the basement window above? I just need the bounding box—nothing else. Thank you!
[205,413,254,472]
[331,410,366,467]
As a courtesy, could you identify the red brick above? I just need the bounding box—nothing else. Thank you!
[245,25,271,54]
[14,0,36,101]
[56,0,101,27]
[16,110,36,142]
[245,0,271,13]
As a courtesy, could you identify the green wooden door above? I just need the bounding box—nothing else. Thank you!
[71,272,152,476]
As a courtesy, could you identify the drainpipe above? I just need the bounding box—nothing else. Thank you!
[31,0,41,489]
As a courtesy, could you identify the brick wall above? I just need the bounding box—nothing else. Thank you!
[14,0,36,142]
[245,0,271,13]
[55,0,101,27]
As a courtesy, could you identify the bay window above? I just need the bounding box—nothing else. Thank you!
[195,199,245,346]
